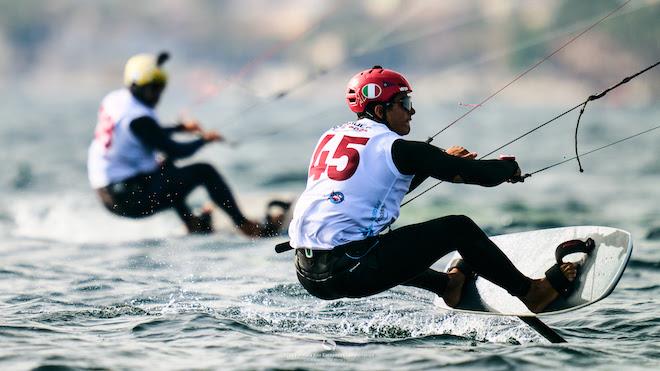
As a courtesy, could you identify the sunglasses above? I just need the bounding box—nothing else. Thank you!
[389,95,413,113]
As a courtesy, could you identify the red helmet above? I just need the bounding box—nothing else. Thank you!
[345,66,412,113]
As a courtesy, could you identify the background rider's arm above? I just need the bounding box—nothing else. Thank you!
[392,139,518,187]
[129,116,205,159]
[161,123,186,134]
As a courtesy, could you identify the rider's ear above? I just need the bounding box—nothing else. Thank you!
[374,104,385,120]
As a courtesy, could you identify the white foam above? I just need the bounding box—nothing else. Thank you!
[9,192,184,243]
[6,190,295,244]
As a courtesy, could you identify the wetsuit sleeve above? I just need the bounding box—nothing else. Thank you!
[161,123,186,134]
[129,116,205,159]
[391,139,518,187]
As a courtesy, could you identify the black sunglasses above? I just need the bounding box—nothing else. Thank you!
[388,95,413,113]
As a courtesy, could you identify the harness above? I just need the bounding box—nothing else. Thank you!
[275,237,381,282]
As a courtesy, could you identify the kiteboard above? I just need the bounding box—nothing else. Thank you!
[434,226,632,342]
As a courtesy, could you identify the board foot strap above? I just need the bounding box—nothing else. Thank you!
[545,238,595,296]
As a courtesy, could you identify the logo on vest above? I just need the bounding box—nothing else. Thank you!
[327,191,345,204]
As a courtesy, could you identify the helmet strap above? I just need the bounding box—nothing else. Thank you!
[363,103,389,126]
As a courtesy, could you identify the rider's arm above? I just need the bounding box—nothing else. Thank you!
[161,123,186,134]
[129,116,205,159]
[391,139,518,187]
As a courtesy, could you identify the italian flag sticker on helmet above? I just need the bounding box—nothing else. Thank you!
[361,83,382,99]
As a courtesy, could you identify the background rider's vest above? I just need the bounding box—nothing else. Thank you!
[87,89,160,189]
[288,118,414,250]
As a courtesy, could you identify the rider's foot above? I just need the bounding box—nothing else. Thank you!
[521,263,577,313]
[265,200,291,230]
[237,200,292,238]
[442,267,466,308]
[185,207,214,234]
[238,220,262,237]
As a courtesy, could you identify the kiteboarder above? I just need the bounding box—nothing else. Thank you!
[284,66,577,312]
[87,51,286,237]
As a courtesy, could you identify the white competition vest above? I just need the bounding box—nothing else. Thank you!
[87,89,160,188]
[288,118,414,250]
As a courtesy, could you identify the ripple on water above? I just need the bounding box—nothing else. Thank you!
[70,276,127,293]
[6,294,43,304]
[244,283,312,306]
[223,289,543,345]
[123,254,170,270]
[627,258,660,271]
[646,227,660,240]
[0,268,26,278]
[0,324,64,337]
[31,365,91,371]
[130,313,269,344]
[502,218,566,230]
[35,305,151,323]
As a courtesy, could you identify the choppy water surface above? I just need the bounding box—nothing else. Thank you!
[1,229,659,370]
[1,94,659,370]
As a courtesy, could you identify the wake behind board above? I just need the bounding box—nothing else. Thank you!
[434,226,632,317]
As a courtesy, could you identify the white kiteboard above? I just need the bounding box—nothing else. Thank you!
[434,226,632,317]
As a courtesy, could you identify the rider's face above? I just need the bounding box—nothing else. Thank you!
[139,82,166,107]
[385,93,415,135]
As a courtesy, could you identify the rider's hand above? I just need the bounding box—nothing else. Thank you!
[202,130,224,143]
[179,118,203,133]
[446,145,477,159]
[507,166,527,183]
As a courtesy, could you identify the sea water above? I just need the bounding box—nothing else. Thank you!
[1,94,659,370]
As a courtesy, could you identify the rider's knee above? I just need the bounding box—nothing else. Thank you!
[444,214,480,234]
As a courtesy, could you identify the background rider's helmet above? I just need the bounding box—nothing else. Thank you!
[123,51,169,87]
[345,65,412,113]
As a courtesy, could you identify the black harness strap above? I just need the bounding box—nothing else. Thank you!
[275,241,294,253]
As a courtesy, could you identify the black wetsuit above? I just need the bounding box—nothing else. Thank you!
[96,116,248,227]
[295,139,532,300]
